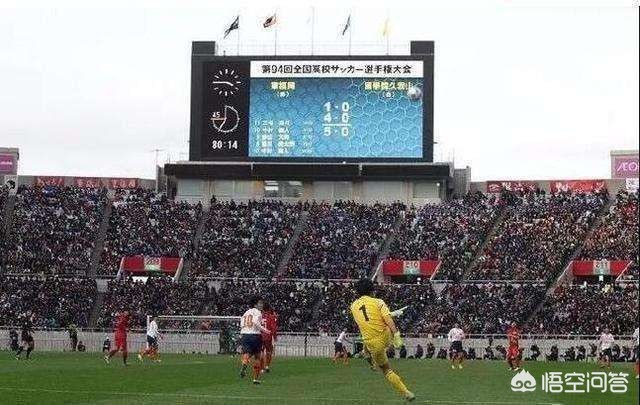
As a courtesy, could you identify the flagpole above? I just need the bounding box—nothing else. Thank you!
[348,16,352,56]
[310,7,315,55]
[237,15,241,55]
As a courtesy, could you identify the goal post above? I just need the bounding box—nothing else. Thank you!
[145,314,242,355]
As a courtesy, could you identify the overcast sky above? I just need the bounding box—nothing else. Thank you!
[1,0,638,180]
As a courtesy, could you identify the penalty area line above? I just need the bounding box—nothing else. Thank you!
[0,387,561,404]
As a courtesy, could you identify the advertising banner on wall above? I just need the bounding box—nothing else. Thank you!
[486,181,540,193]
[611,153,639,179]
[549,180,607,193]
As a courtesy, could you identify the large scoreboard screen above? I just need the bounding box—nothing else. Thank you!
[190,54,433,161]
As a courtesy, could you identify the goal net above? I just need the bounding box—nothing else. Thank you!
[146,315,241,355]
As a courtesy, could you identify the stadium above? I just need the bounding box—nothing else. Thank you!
[0,1,638,404]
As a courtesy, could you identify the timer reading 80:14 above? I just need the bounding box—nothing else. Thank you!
[322,101,352,137]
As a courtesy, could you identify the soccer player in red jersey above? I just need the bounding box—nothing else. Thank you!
[506,323,522,371]
[261,302,278,373]
[104,311,130,366]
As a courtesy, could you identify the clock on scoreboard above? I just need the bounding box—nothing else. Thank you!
[192,56,433,162]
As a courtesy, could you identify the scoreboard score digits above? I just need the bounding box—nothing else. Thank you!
[196,58,432,161]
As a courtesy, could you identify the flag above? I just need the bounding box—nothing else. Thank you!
[382,17,390,37]
[223,15,239,39]
[263,13,277,28]
[144,257,161,272]
[342,15,351,36]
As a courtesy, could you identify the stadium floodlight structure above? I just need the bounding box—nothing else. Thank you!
[146,315,242,355]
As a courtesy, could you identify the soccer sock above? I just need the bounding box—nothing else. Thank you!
[26,347,33,359]
[266,352,272,367]
[16,346,24,356]
[122,352,128,364]
[253,361,261,379]
[384,370,410,396]
[108,349,117,359]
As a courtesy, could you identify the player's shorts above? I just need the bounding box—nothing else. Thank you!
[450,341,463,354]
[262,335,274,352]
[115,332,127,350]
[363,332,392,367]
[146,335,158,350]
[241,334,262,355]
[601,348,612,359]
[507,346,520,360]
[334,342,344,354]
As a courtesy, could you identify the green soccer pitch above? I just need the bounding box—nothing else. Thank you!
[0,352,637,404]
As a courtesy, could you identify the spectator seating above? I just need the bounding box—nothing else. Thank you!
[4,186,107,275]
[530,283,638,335]
[285,201,405,279]
[468,191,607,281]
[389,192,500,280]
[99,189,201,274]
[97,277,209,328]
[0,275,96,327]
[191,200,302,278]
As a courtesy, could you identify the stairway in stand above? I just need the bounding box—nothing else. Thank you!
[274,211,310,278]
[87,202,112,277]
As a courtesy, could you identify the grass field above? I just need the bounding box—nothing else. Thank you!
[0,352,637,404]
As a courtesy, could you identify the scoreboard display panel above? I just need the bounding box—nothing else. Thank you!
[191,55,433,161]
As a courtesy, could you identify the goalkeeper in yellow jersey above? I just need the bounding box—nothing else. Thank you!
[350,279,415,402]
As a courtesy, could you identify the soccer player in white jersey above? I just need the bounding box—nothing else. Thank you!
[138,315,162,362]
[333,329,351,365]
[447,324,465,370]
[633,327,639,379]
[240,296,271,384]
[597,328,615,369]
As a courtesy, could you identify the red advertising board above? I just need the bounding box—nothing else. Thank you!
[571,260,632,276]
[382,260,441,276]
[120,256,182,275]
[0,154,16,175]
[34,176,65,187]
[549,180,606,193]
[486,181,540,193]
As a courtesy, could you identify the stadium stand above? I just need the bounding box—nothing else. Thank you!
[0,275,96,327]
[215,280,322,332]
[0,186,636,337]
[96,277,209,328]
[388,192,500,280]
[190,199,302,278]
[285,201,405,279]
[3,186,107,275]
[99,189,202,275]
[468,191,608,281]
[579,190,638,262]
[529,283,639,335]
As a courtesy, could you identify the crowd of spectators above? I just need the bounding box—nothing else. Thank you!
[579,191,638,262]
[388,193,500,280]
[0,275,96,327]
[97,276,210,328]
[215,280,322,331]
[99,189,201,274]
[0,185,8,251]
[3,186,107,275]
[191,199,302,278]
[310,281,437,334]
[285,201,405,279]
[529,283,638,335]
[468,191,607,281]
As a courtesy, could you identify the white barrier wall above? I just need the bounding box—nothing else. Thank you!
[0,330,635,360]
